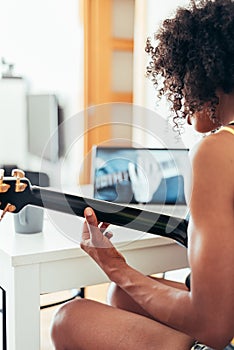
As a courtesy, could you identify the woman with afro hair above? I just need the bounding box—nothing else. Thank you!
[51,1,234,349]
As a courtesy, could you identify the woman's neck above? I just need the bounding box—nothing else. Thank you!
[216,90,234,125]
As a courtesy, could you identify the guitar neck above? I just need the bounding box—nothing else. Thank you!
[31,186,188,247]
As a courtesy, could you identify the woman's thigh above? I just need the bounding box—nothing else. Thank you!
[51,298,194,350]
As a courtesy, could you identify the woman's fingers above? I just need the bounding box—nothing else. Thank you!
[84,207,110,233]
[99,221,110,232]
[82,220,90,241]
[84,207,98,227]
[104,231,113,239]
[82,207,113,246]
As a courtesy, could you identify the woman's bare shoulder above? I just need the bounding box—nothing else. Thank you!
[190,131,234,171]
[185,131,234,209]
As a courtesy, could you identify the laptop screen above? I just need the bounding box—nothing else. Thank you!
[91,147,190,205]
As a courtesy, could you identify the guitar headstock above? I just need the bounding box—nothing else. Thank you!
[0,169,33,220]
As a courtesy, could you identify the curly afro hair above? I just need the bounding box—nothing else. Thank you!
[145,0,234,131]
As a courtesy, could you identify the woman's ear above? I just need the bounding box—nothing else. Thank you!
[186,115,192,125]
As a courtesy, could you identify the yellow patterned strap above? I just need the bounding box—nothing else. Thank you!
[219,126,234,135]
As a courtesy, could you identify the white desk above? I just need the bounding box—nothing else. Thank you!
[0,204,189,350]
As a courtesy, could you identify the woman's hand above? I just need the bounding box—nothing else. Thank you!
[80,207,126,278]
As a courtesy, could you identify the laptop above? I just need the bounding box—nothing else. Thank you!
[91,146,190,205]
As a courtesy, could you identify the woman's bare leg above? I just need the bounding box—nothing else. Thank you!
[51,296,194,350]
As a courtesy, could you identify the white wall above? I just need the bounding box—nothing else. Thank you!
[0,79,28,166]
[0,0,83,115]
[133,0,200,149]
[0,0,84,187]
